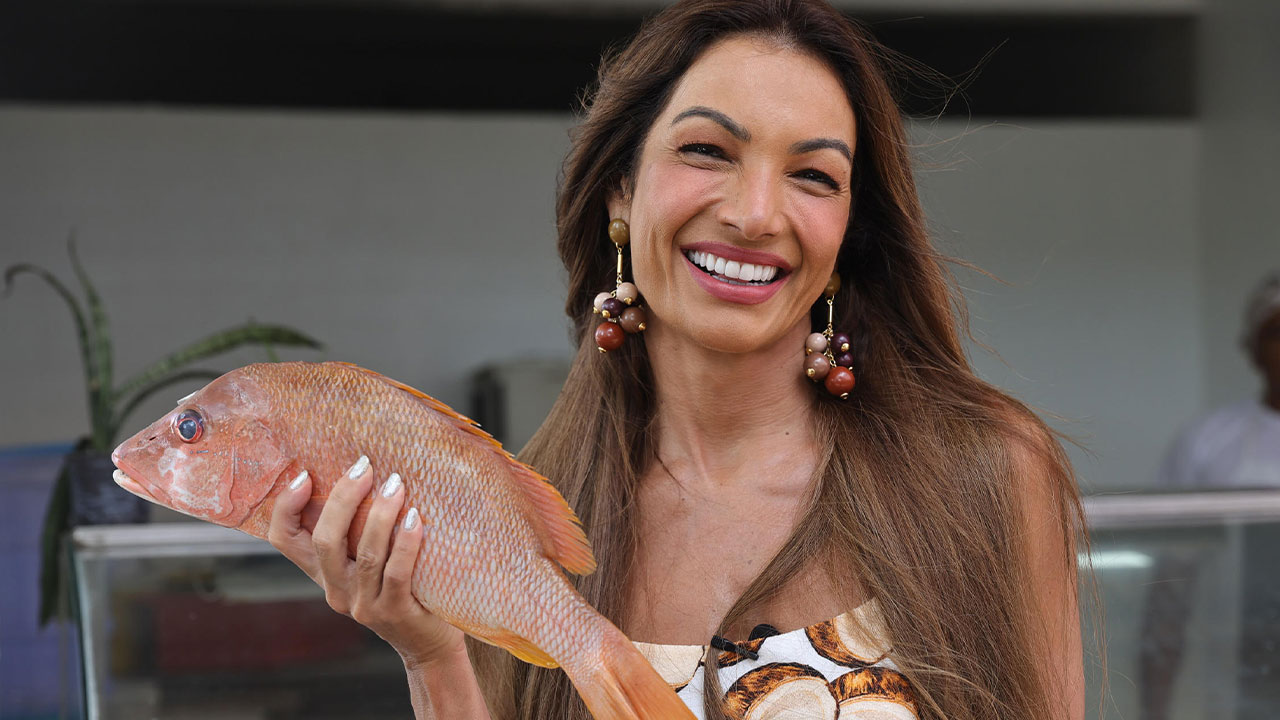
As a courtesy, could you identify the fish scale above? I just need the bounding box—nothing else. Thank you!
[112,361,694,720]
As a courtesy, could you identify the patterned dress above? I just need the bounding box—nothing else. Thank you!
[633,600,919,719]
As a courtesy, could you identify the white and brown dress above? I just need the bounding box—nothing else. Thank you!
[634,599,920,719]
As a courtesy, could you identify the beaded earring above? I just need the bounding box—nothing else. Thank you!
[592,219,647,352]
[803,271,856,399]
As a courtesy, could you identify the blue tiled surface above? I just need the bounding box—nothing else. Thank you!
[0,443,83,719]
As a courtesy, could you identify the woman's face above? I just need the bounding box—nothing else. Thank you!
[609,35,856,355]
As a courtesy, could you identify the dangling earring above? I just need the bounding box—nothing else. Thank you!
[591,219,647,352]
[803,271,856,399]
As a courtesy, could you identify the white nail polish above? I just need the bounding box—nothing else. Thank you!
[348,455,370,479]
[403,507,420,531]
[381,473,402,498]
[289,470,308,491]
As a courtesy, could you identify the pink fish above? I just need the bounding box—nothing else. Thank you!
[112,361,694,719]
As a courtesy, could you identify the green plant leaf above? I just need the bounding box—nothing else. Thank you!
[3,264,97,423]
[37,441,84,626]
[69,235,114,450]
[113,322,321,404]
[109,369,225,443]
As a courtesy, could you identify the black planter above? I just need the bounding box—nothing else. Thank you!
[67,449,148,526]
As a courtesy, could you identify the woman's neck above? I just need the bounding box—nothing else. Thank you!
[643,319,821,494]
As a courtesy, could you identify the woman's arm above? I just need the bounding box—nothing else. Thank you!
[1008,429,1086,720]
[403,644,493,719]
[267,459,493,719]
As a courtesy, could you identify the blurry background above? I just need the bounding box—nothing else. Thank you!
[0,0,1277,718]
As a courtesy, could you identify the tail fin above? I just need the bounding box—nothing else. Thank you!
[569,627,696,720]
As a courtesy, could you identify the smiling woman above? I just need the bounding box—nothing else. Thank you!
[261,1,1088,719]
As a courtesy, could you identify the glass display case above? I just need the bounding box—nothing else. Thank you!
[1082,490,1280,720]
[71,524,411,719]
[71,491,1280,719]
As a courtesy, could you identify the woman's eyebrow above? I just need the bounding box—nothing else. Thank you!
[790,138,853,164]
[670,106,750,141]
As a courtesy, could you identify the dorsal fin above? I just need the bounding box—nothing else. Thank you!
[330,362,597,575]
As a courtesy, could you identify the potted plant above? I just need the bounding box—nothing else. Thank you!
[3,239,322,624]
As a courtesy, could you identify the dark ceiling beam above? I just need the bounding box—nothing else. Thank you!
[0,2,1195,117]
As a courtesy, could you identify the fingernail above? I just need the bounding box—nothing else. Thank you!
[289,470,308,491]
[381,472,402,498]
[403,507,420,531]
[347,455,370,479]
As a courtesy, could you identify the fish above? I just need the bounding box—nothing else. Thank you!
[111,360,694,720]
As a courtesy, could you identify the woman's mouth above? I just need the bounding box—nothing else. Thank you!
[683,249,783,286]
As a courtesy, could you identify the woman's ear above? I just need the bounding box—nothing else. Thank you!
[606,178,632,223]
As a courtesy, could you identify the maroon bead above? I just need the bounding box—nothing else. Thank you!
[831,333,851,353]
[595,321,625,352]
[824,367,855,398]
[601,297,626,318]
[804,353,831,381]
[834,352,855,369]
[619,306,647,333]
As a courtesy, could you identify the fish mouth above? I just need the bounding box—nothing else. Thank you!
[112,468,157,502]
[111,449,161,504]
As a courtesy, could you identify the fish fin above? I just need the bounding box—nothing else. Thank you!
[505,463,597,575]
[568,626,696,720]
[483,630,560,669]
[331,361,597,576]
[332,361,497,446]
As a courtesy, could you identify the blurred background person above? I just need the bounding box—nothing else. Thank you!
[1155,272,1280,490]
[1140,271,1280,720]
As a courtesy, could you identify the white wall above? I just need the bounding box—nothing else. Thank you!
[0,108,577,451]
[1199,0,1280,408]
[913,120,1201,492]
[0,107,1202,490]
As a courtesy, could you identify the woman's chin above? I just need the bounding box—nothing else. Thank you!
[651,314,805,357]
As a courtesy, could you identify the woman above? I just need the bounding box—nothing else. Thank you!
[267,1,1087,718]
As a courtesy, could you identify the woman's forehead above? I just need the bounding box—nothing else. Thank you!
[659,35,856,144]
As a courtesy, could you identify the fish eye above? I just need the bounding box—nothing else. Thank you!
[174,409,204,443]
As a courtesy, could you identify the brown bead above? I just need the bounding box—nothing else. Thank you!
[834,352,855,369]
[804,332,828,355]
[832,332,851,353]
[616,281,640,305]
[595,321,625,352]
[824,272,841,297]
[824,367,855,398]
[619,306,646,333]
[804,353,831,381]
[608,219,630,247]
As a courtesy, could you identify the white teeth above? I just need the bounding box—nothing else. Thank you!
[113,469,130,485]
[685,249,781,284]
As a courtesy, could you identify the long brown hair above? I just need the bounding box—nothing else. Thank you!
[467,1,1088,717]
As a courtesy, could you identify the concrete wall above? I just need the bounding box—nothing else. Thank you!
[0,109,576,451]
[913,120,1201,492]
[1199,0,1280,408]
[0,107,1201,491]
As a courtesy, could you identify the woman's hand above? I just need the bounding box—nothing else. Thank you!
[266,455,465,668]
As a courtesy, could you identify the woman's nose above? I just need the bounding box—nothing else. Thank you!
[717,166,785,242]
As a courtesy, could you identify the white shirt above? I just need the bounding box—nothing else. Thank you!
[1157,400,1280,489]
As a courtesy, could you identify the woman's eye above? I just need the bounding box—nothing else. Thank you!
[174,409,205,443]
[678,143,726,160]
[794,168,840,191]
